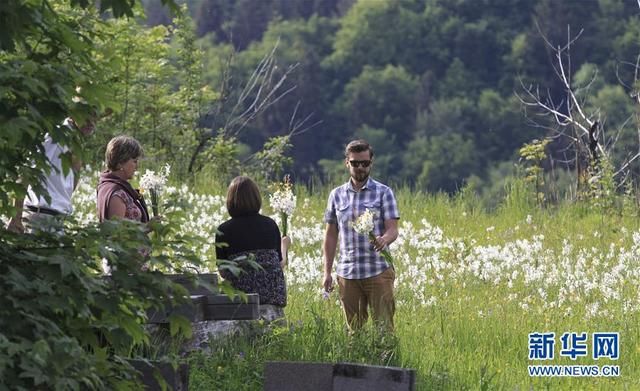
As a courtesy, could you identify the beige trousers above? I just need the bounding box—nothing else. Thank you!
[337,267,395,331]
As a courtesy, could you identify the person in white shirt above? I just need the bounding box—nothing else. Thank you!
[7,117,95,233]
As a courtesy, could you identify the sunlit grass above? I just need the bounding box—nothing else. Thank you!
[69,173,640,389]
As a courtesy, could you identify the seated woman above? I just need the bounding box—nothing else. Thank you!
[96,135,149,223]
[215,176,290,320]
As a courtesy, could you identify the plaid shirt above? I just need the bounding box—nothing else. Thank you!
[324,177,400,279]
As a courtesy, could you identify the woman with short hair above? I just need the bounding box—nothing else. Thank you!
[96,135,149,223]
[216,176,290,320]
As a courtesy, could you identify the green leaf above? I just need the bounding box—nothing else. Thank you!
[168,314,192,339]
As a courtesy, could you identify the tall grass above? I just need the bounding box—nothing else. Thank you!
[70,172,640,390]
[187,177,639,389]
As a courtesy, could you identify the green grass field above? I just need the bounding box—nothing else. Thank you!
[72,174,640,390]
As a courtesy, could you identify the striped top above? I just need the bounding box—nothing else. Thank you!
[324,177,400,279]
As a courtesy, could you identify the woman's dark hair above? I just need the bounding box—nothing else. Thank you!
[226,176,262,217]
[105,135,143,171]
[344,139,374,159]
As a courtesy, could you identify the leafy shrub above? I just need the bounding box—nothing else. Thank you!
[0,217,203,390]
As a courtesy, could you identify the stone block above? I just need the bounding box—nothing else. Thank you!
[333,363,415,391]
[264,362,334,391]
[166,273,218,295]
[147,295,206,324]
[263,361,415,391]
[147,293,259,324]
[203,293,260,320]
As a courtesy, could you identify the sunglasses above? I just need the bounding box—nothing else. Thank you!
[349,160,372,168]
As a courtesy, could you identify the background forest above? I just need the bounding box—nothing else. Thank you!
[133,0,640,201]
[5,0,640,202]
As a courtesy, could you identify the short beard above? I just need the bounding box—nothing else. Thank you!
[352,171,369,183]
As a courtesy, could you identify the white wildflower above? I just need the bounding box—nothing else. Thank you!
[269,175,297,236]
[139,164,170,217]
[139,164,170,194]
[352,209,375,235]
[270,186,297,216]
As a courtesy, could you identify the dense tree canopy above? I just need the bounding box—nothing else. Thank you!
[150,0,640,193]
[5,0,640,196]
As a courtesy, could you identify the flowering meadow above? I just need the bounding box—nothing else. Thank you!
[67,173,640,389]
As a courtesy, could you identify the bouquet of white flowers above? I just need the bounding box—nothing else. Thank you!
[139,164,170,217]
[269,175,296,236]
[352,209,394,268]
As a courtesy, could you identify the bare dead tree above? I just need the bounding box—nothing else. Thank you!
[284,101,323,140]
[588,120,599,164]
[516,24,640,195]
[242,101,322,181]
[187,39,300,173]
[614,54,640,179]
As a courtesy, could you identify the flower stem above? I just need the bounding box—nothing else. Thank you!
[381,248,394,269]
[150,188,159,217]
[281,212,288,236]
[368,232,394,269]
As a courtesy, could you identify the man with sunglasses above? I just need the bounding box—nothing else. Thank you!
[323,139,400,331]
